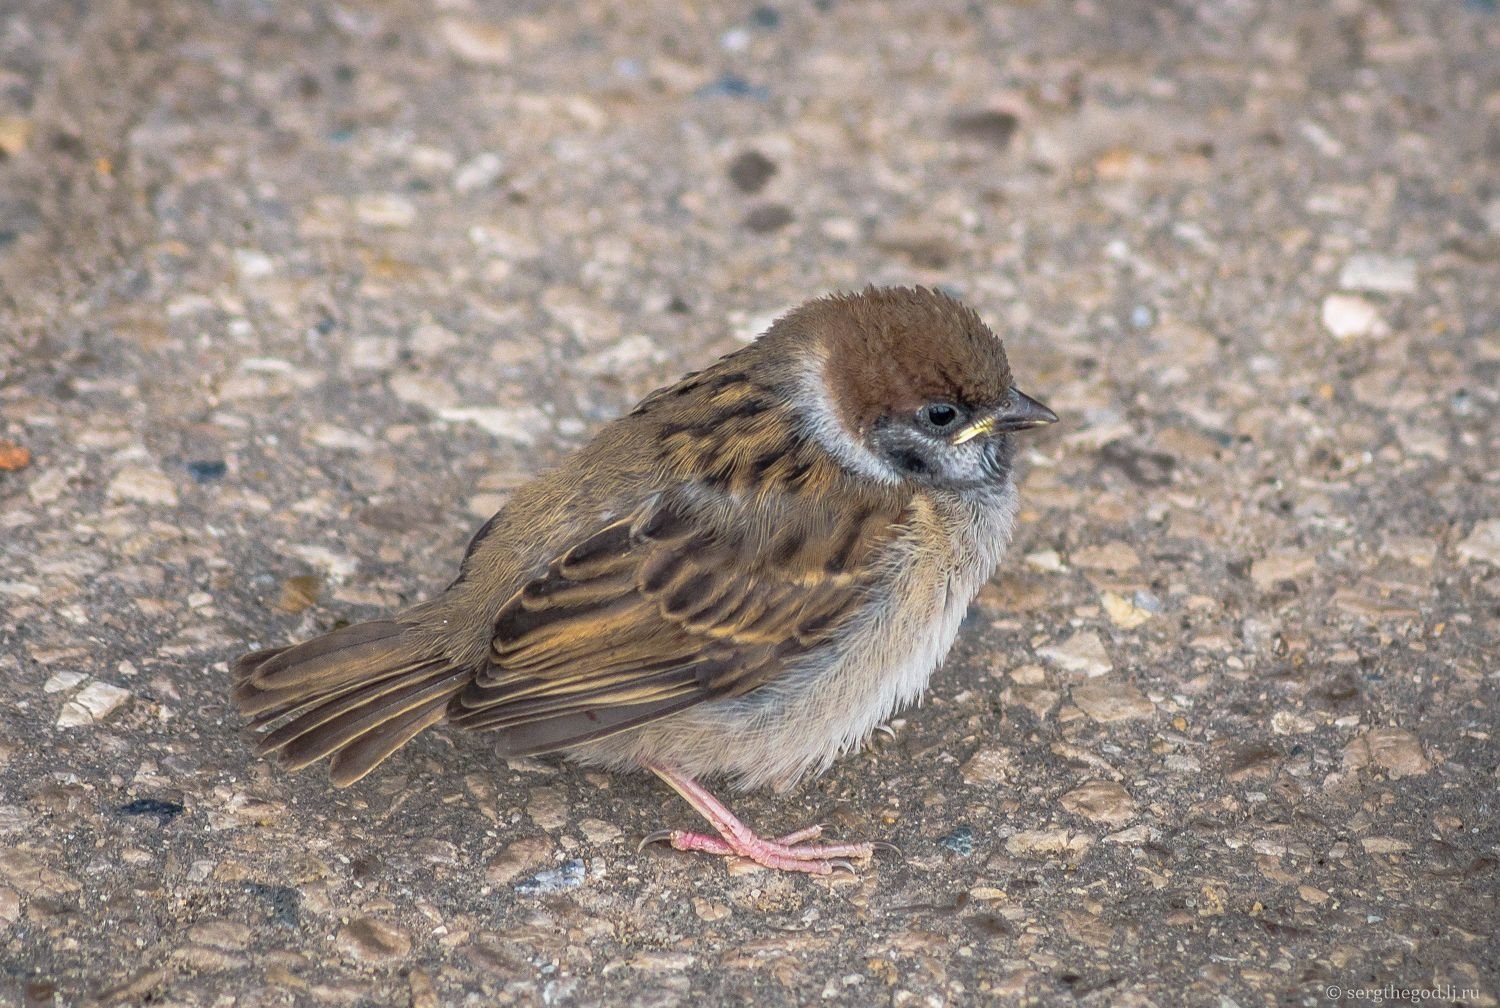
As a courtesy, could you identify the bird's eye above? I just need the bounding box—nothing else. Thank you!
[921,402,959,429]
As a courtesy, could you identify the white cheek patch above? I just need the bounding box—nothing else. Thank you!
[792,352,903,485]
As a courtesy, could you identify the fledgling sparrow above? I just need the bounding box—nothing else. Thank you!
[234,286,1056,874]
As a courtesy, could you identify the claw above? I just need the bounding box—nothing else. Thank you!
[871,840,903,858]
[826,859,858,876]
[638,829,676,852]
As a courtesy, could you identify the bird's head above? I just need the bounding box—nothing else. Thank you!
[773,286,1057,491]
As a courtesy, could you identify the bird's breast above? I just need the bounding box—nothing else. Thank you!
[683,482,1020,791]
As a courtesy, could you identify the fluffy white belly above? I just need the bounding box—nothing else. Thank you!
[573,484,1018,791]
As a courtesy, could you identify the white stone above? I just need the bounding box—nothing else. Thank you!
[1271,711,1318,735]
[0,805,36,835]
[57,681,130,727]
[1321,294,1382,339]
[438,406,548,445]
[1071,679,1154,722]
[1101,592,1152,629]
[1059,781,1135,825]
[1250,550,1318,591]
[349,337,400,370]
[1071,542,1140,572]
[389,372,459,411]
[43,671,88,693]
[307,424,375,452]
[108,465,178,507]
[454,152,505,193]
[1338,253,1417,294]
[27,466,73,505]
[410,322,461,358]
[581,334,663,373]
[353,193,417,228]
[1456,520,1500,567]
[233,248,275,282]
[286,544,359,581]
[1024,549,1066,572]
[441,18,513,64]
[1037,631,1112,677]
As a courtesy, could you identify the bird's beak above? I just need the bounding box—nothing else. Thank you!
[951,387,1059,445]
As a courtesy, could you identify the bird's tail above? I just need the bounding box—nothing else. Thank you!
[233,620,470,786]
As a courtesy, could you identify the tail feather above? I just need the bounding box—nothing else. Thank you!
[328,698,454,786]
[233,620,470,786]
[270,664,467,770]
[234,620,414,714]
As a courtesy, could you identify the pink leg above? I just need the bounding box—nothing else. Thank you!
[639,763,895,875]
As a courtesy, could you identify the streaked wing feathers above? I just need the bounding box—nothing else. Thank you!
[448,486,906,753]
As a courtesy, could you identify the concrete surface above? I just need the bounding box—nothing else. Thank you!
[1,0,1497,1005]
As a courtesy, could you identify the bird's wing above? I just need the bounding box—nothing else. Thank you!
[447,483,911,754]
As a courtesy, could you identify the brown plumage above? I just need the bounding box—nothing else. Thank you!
[233,286,1056,873]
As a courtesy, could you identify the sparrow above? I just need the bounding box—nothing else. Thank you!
[234,286,1056,875]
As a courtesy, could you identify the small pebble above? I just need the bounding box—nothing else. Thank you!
[244,883,300,928]
[1037,632,1113,678]
[1455,520,1500,567]
[43,671,88,693]
[232,248,274,281]
[1250,550,1317,590]
[107,466,178,507]
[1320,293,1382,338]
[1342,728,1432,778]
[960,746,1014,785]
[692,897,731,921]
[1059,781,1135,825]
[117,798,186,826]
[948,109,1020,150]
[1024,549,1066,572]
[486,836,554,884]
[1071,541,1141,572]
[1132,590,1163,613]
[1101,592,1152,629]
[185,460,226,483]
[454,152,505,194]
[514,858,586,895]
[525,786,569,831]
[743,203,794,234]
[936,825,975,856]
[186,920,252,950]
[1360,837,1412,855]
[577,818,622,845]
[1338,253,1417,294]
[440,18,512,64]
[1070,680,1154,722]
[728,150,778,194]
[353,193,417,228]
[1005,829,1092,859]
[336,917,411,964]
[57,681,131,728]
[695,74,769,100]
[1271,711,1318,735]
[437,406,548,444]
[0,115,34,155]
[0,439,30,471]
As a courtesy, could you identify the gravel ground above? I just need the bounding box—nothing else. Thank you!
[1,1,1497,1005]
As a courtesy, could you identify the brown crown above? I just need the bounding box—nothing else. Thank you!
[769,286,1014,434]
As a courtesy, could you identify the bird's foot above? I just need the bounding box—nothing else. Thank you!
[641,764,898,876]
